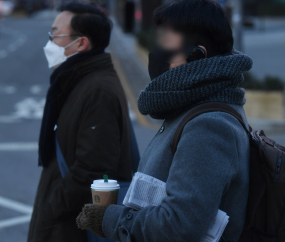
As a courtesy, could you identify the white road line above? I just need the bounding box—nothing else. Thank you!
[0,50,8,59]
[0,85,16,94]
[128,103,136,122]
[0,98,46,123]
[0,143,38,151]
[129,109,136,122]
[4,86,16,94]
[0,28,27,59]
[13,98,45,119]
[0,215,31,229]
[0,116,20,123]
[17,36,27,44]
[7,43,17,52]
[0,196,33,214]
[0,196,33,228]
[30,85,42,95]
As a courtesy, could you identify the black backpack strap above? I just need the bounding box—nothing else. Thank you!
[170,102,252,155]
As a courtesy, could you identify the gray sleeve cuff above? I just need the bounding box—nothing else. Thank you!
[102,205,133,241]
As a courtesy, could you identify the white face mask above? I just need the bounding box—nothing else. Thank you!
[43,38,81,69]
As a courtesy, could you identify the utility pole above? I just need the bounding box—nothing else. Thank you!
[54,0,65,11]
[141,0,162,31]
[124,0,135,32]
[230,0,244,51]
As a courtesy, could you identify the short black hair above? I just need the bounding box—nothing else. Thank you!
[154,0,234,57]
[60,1,112,49]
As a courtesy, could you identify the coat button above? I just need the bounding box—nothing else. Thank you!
[126,213,133,220]
[159,126,165,133]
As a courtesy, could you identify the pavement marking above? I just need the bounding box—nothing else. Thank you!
[0,98,45,123]
[0,28,27,59]
[0,215,32,229]
[0,50,8,59]
[0,196,33,228]
[0,85,16,94]
[30,85,42,95]
[16,36,27,46]
[7,43,17,52]
[4,86,16,94]
[128,103,136,122]
[0,116,20,123]
[0,196,33,214]
[0,143,38,151]
[0,96,135,124]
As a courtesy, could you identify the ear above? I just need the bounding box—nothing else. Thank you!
[198,45,207,58]
[77,37,92,52]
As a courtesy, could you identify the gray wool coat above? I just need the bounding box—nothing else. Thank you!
[102,104,250,242]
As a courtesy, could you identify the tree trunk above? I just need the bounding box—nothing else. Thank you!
[141,0,162,31]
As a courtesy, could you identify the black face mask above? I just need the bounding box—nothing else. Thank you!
[148,47,179,81]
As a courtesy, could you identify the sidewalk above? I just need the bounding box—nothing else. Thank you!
[109,18,162,130]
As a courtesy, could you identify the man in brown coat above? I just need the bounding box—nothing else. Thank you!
[27,2,132,242]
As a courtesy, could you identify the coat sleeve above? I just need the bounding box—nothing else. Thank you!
[102,113,240,242]
[49,89,125,219]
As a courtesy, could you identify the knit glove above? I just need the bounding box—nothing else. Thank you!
[76,204,109,238]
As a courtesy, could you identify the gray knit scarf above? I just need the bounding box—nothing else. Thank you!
[138,50,253,120]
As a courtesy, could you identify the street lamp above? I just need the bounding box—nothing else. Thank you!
[230,0,244,51]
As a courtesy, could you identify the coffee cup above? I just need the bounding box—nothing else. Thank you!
[91,175,120,205]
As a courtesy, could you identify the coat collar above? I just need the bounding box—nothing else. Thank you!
[57,53,113,93]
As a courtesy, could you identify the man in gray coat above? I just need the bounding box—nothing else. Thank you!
[77,1,252,241]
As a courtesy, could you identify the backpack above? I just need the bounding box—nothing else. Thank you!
[170,102,285,242]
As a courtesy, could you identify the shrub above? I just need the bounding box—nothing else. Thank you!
[242,72,264,90]
[241,72,284,91]
[136,28,155,51]
[264,76,285,90]
[257,2,285,17]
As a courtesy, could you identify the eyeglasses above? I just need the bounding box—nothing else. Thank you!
[48,32,82,41]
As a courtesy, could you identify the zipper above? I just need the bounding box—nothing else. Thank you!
[275,156,283,182]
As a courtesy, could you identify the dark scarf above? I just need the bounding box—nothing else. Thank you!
[39,48,104,167]
[138,50,253,120]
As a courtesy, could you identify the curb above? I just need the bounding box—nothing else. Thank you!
[136,43,149,69]
[110,45,160,130]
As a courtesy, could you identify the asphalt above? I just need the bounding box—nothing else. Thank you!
[0,16,49,242]
[0,12,284,242]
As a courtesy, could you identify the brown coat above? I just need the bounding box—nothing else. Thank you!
[28,53,132,242]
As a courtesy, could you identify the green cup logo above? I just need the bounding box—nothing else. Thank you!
[94,195,100,203]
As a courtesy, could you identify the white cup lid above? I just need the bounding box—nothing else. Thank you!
[91,179,120,191]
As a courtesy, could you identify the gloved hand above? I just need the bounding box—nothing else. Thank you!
[76,204,109,238]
